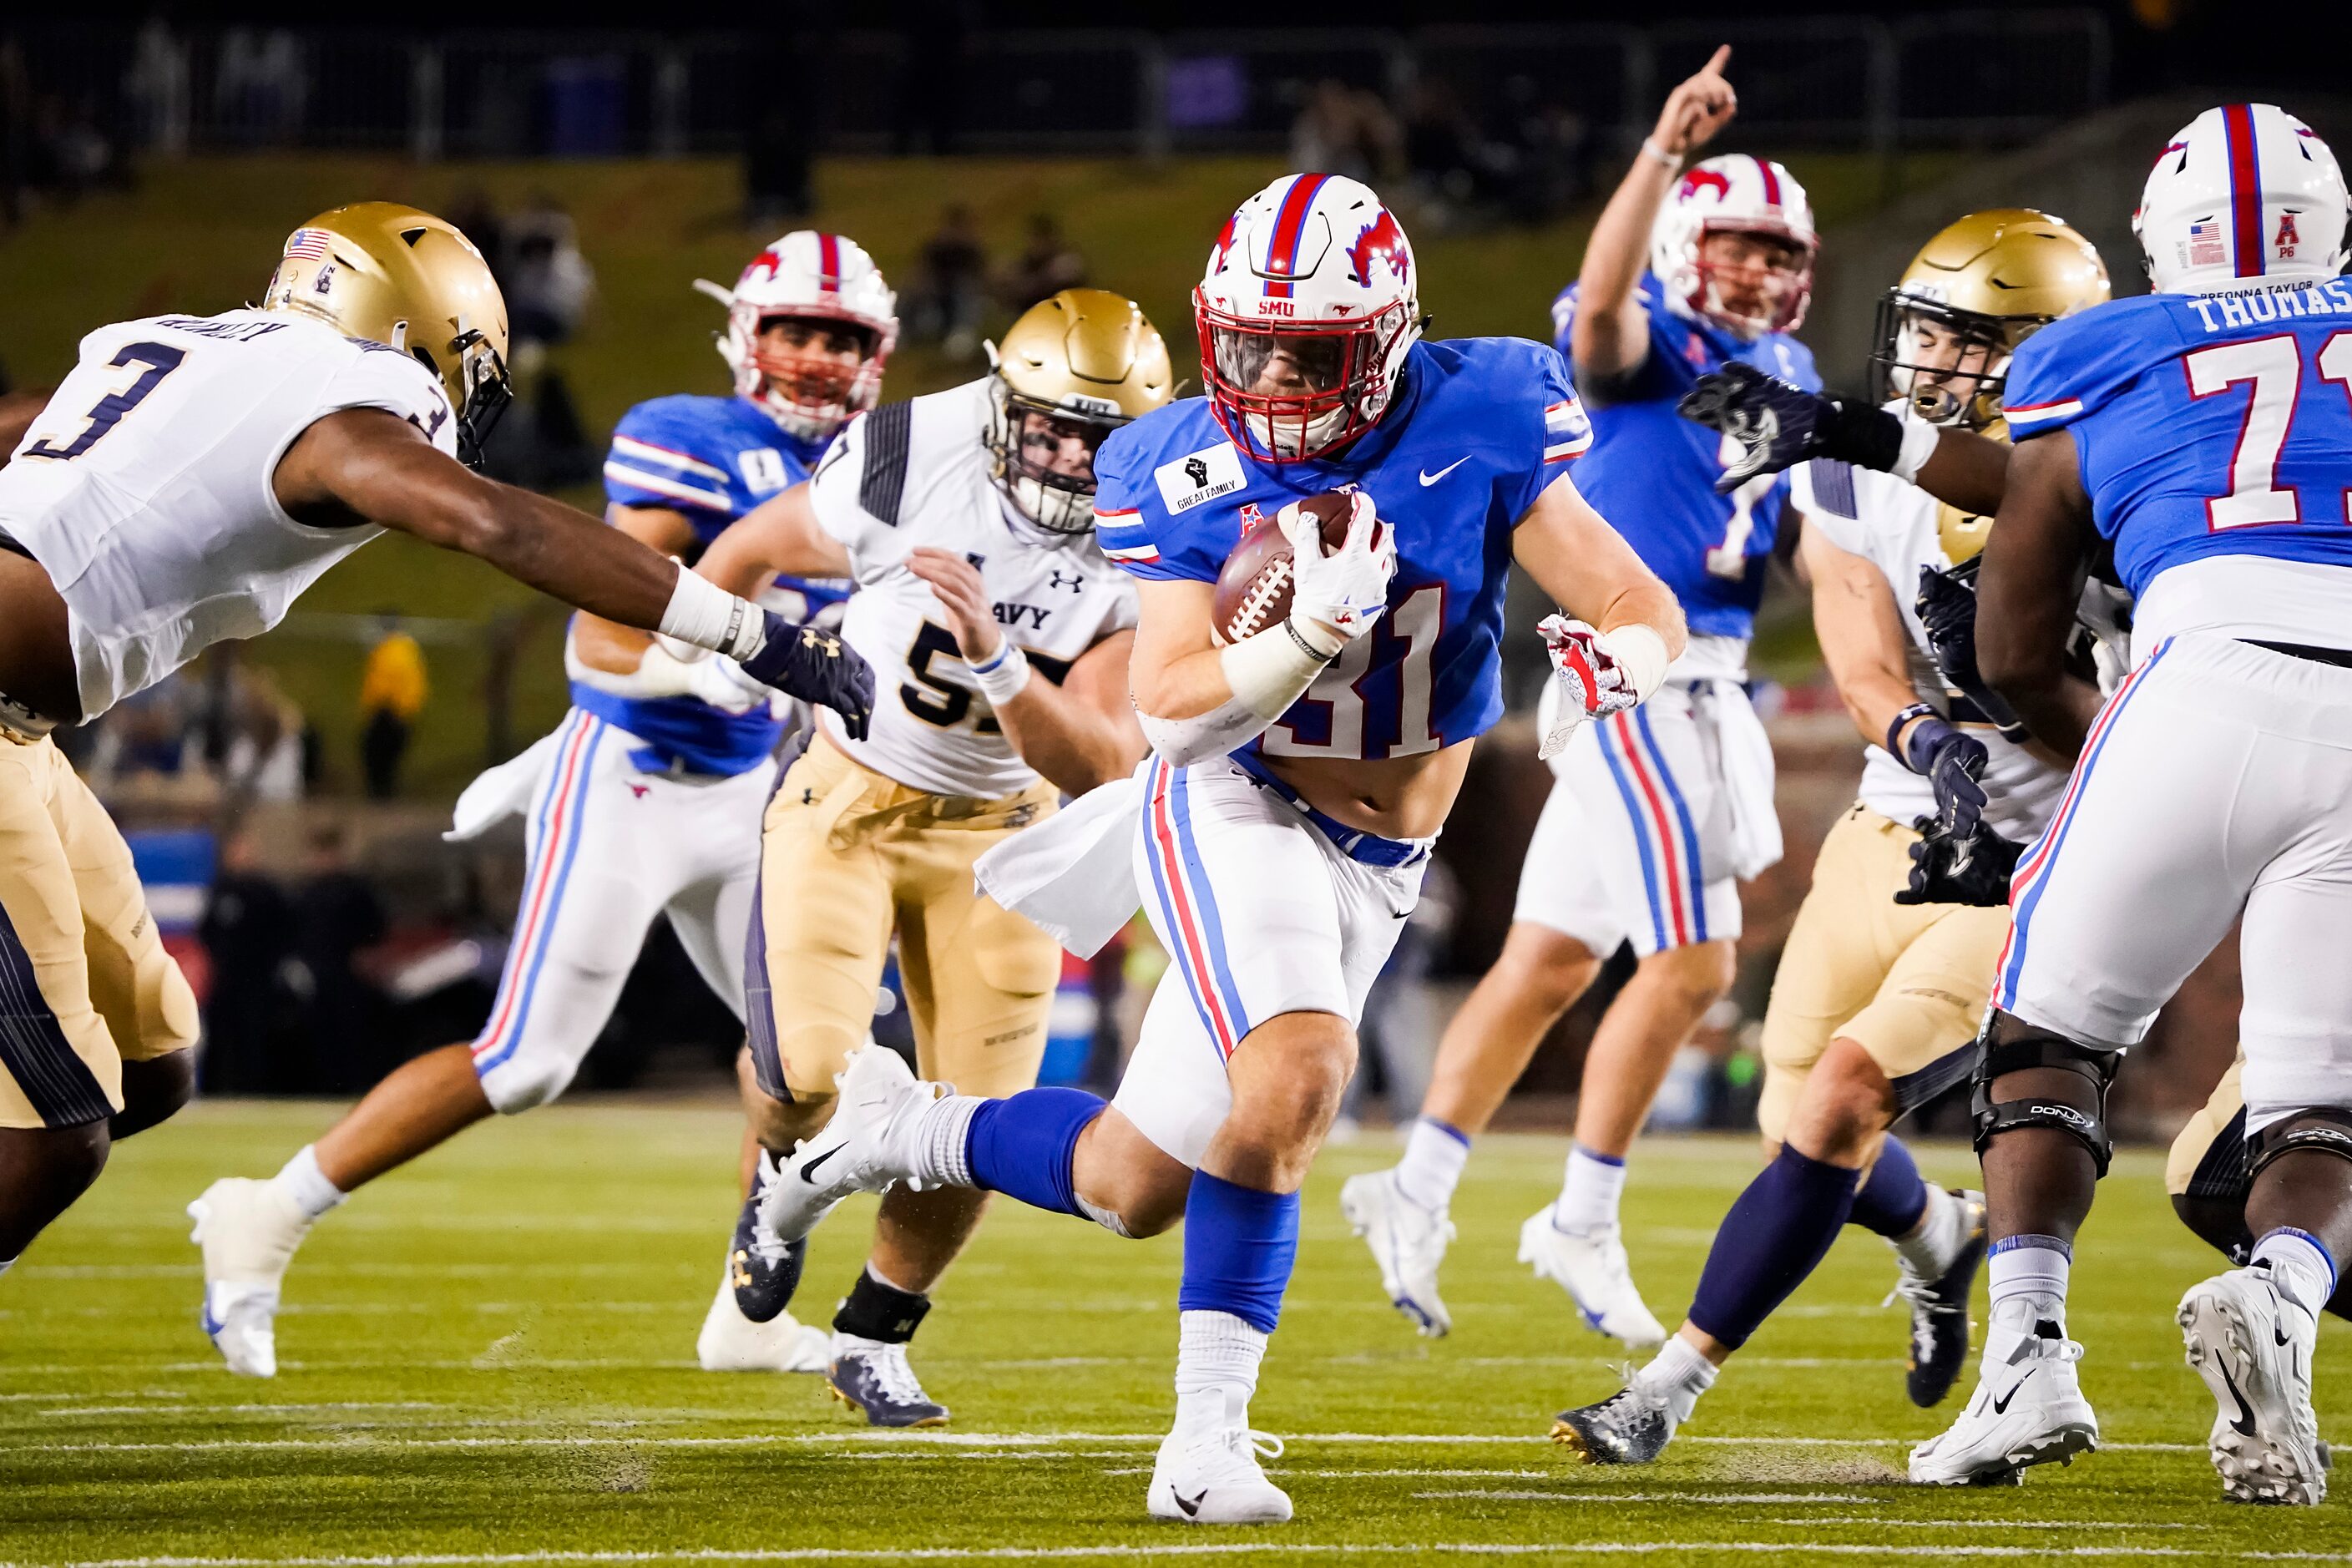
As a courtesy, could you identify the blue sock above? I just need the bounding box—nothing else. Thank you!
[1176,1171,1299,1334]
[1687,1145,1861,1350]
[1848,1134,1930,1238]
[964,1088,1105,1218]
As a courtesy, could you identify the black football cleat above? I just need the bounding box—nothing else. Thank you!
[1896,1189,1987,1409]
[1550,1381,1675,1464]
[728,1151,805,1324]
[828,1342,948,1429]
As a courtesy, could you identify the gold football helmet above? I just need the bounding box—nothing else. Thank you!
[1872,209,2109,433]
[984,288,1173,534]
[259,202,512,466]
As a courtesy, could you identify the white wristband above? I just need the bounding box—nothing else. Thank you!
[1221,620,1333,721]
[1639,137,1683,171]
[659,567,767,661]
[1890,416,1942,483]
[969,640,1032,706]
[1598,622,1672,705]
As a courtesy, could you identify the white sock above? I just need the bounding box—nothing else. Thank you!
[1393,1117,1469,1211]
[1985,1235,2070,1359]
[910,1095,985,1189]
[269,1146,346,1222]
[1173,1309,1267,1427]
[1893,1184,1966,1277]
[1553,1143,1626,1235]
[2251,1227,2337,1314]
[1636,1335,1718,1425]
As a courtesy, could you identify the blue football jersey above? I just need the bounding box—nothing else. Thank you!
[584,394,847,776]
[1093,336,1588,761]
[2003,284,2352,597]
[1549,271,1818,638]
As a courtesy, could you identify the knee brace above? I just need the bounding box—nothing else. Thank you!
[2245,1107,2352,1182]
[1970,1024,2122,1177]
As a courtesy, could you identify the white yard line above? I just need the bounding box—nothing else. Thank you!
[1415,1491,1874,1504]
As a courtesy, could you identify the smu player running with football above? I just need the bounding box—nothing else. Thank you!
[1905,104,2352,1503]
[0,203,870,1292]
[185,232,895,1378]
[689,289,1166,1425]
[1341,46,1810,1347]
[1552,210,2116,1462]
[756,175,1684,1522]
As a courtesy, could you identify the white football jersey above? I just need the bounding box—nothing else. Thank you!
[1793,457,2088,843]
[808,379,1137,798]
[0,310,457,721]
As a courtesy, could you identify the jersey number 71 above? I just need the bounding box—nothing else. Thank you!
[2184,332,2352,529]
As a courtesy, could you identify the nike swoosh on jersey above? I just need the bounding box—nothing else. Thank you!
[1419,458,1470,486]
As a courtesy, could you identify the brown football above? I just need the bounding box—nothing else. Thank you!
[1211,492,1354,645]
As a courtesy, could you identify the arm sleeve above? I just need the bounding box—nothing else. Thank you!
[319,343,459,458]
[1505,345,1592,524]
[603,401,736,518]
[1090,424,1228,584]
[802,403,900,572]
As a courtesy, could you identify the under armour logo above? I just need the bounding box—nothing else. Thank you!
[802,788,815,805]
[801,628,842,657]
[1184,456,1210,488]
[1047,570,1083,593]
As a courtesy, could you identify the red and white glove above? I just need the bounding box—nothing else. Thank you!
[1281,490,1394,653]
[1537,614,1641,759]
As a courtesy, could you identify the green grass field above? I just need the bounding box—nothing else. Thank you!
[1,1101,2342,1564]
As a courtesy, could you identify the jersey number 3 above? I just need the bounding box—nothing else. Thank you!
[2185,332,2352,529]
[21,341,185,462]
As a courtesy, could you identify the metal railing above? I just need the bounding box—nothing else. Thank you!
[16,14,2109,162]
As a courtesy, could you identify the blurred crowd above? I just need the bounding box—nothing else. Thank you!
[902,205,1090,362]
[1292,74,1596,234]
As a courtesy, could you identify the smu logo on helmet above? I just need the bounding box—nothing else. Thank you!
[1348,210,1410,288]
[1208,211,1242,275]
[1678,168,1732,205]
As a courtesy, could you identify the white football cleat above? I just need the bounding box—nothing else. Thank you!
[1338,1168,1455,1338]
[2178,1263,2328,1505]
[1147,1393,1292,1525]
[755,1046,939,1246]
[694,1273,830,1373]
[187,1178,312,1378]
[1518,1208,1667,1350]
[1909,1323,2098,1485]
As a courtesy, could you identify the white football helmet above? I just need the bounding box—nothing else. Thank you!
[2135,104,2349,295]
[1195,173,1423,463]
[1648,154,1818,340]
[697,231,898,442]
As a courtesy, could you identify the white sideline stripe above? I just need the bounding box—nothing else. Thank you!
[23,1430,2215,1456]
[24,1542,2352,1567]
[39,1402,443,1419]
[1417,1491,1873,1504]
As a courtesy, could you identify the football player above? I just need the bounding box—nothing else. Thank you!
[2168,1060,2352,1324]
[1906,104,2352,1504]
[185,232,895,1379]
[1340,44,1811,1347]
[0,203,870,1289]
[1552,210,2115,1463]
[686,288,1165,1425]
[755,175,1686,1521]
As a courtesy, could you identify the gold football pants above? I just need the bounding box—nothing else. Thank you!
[746,733,1061,1103]
[2168,1056,2248,1202]
[1756,804,2005,1145]
[0,735,199,1129]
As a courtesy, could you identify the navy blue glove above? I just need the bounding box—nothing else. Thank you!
[1914,564,2027,742]
[1899,712,1989,841]
[1677,362,1904,494]
[740,610,877,741]
[1896,812,2024,907]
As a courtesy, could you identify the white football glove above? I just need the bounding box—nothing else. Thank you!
[1536,614,1640,760]
[1281,490,1394,650]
